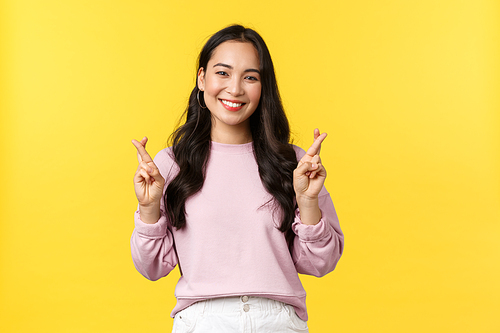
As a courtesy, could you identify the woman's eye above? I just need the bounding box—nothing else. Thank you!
[245,76,258,81]
[216,71,228,76]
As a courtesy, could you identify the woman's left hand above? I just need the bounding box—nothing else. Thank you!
[293,128,327,201]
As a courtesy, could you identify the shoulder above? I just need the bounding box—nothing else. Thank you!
[153,147,178,182]
[291,144,306,161]
[153,146,175,165]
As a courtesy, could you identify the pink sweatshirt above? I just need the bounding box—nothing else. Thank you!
[130,142,344,321]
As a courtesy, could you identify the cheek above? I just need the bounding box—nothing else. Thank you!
[249,85,262,104]
[204,78,222,96]
[204,84,217,97]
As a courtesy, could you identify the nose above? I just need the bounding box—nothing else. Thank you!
[226,77,244,96]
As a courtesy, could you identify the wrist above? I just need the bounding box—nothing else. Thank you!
[296,194,318,208]
[139,203,161,224]
[296,196,321,225]
[139,200,161,210]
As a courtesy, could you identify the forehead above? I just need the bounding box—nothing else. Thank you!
[208,41,260,68]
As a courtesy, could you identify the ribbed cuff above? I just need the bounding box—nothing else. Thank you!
[292,208,331,242]
[134,210,168,238]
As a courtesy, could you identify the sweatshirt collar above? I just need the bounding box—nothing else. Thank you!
[210,141,254,154]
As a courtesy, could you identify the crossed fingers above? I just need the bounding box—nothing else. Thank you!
[132,136,159,185]
[302,128,327,161]
[132,137,153,163]
[298,128,327,179]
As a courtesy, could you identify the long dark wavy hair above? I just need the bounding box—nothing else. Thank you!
[165,25,298,245]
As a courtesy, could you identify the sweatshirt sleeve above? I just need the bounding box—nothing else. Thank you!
[290,144,344,277]
[291,192,344,277]
[130,148,179,281]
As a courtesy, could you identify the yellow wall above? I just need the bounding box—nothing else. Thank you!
[1,1,499,332]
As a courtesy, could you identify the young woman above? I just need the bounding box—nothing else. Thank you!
[131,25,344,332]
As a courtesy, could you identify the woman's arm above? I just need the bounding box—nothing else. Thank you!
[130,138,178,280]
[291,130,344,276]
[293,129,327,225]
[131,210,178,281]
[291,193,344,277]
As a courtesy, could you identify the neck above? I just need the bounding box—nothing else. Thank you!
[211,123,252,144]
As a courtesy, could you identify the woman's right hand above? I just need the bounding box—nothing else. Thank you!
[132,137,165,209]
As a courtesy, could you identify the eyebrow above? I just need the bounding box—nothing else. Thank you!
[213,63,260,74]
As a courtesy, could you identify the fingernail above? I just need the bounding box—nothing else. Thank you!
[147,167,153,173]
[312,163,317,168]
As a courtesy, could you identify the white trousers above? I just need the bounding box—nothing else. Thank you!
[172,296,309,333]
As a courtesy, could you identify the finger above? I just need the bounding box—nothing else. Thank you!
[294,161,310,177]
[311,154,321,165]
[309,151,323,178]
[297,158,319,169]
[314,129,323,155]
[138,161,153,174]
[137,161,164,187]
[132,139,144,163]
[314,128,320,141]
[303,132,327,160]
[133,169,144,183]
[132,137,153,163]
[136,168,151,184]
[309,163,320,178]
[146,162,163,180]
[294,161,318,177]
[309,163,326,179]
[137,137,148,162]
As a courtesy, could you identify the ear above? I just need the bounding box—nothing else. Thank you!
[197,67,205,91]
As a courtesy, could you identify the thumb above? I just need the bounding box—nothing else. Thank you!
[147,162,165,184]
[295,161,317,177]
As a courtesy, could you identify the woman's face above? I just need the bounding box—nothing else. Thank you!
[198,41,261,142]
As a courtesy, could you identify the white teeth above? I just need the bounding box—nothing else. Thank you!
[221,100,242,107]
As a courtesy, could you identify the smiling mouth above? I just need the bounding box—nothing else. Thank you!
[220,99,245,107]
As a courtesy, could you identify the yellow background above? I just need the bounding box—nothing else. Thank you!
[1,0,499,332]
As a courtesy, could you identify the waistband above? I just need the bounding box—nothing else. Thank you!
[188,296,289,315]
